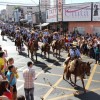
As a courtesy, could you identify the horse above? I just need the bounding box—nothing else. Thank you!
[27,40,38,61]
[15,36,23,53]
[52,39,64,58]
[1,30,5,40]
[41,43,50,59]
[63,59,92,93]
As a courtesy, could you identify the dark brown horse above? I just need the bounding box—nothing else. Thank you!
[52,39,64,58]
[41,43,50,59]
[63,59,92,93]
[15,37,22,53]
[27,40,38,61]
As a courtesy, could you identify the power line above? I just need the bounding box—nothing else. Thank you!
[0,1,36,6]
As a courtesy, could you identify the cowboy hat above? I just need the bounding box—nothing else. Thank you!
[72,42,78,46]
[53,32,58,34]
[44,29,48,31]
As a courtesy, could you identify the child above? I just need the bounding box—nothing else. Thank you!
[0,80,13,100]
[7,58,19,79]
[6,65,17,100]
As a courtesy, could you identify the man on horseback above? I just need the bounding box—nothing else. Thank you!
[53,32,60,41]
[64,42,81,79]
[41,35,49,50]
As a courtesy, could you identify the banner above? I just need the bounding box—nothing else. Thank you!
[93,2,100,21]
[57,0,63,21]
[46,8,57,23]
[63,3,91,21]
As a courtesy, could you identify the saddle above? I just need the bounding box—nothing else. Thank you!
[52,40,57,46]
[68,59,77,72]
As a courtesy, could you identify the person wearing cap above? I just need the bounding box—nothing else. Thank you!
[23,62,36,100]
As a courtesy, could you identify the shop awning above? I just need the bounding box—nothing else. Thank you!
[35,23,49,27]
[20,19,28,22]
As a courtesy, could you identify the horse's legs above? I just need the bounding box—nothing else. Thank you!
[75,75,77,85]
[28,49,29,57]
[44,51,46,58]
[35,51,37,61]
[63,67,67,80]
[81,77,86,93]
[48,52,49,59]
[56,49,57,58]
[31,52,33,60]
[59,49,60,58]
[53,49,55,57]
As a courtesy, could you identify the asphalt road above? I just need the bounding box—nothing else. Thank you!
[0,33,100,100]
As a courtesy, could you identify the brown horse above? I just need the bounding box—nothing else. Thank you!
[27,40,38,61]
[15,37,23,53]
[63,59,92,93]
[41,43,50,59]
[52,39,64,58]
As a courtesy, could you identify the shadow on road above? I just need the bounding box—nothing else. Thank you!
[34,61,51,73]
[19,52,28,57]
[2,38,7,41]
[74,91,100,100]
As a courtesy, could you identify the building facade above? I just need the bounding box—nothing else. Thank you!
[0,9,7,22]
[40,0,50,10]
[6,5,39,23]
[46,2,100,34]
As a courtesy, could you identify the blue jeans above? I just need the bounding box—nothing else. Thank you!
[24,88,34,100]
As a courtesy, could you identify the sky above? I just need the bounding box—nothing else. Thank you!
[0,0,99,11]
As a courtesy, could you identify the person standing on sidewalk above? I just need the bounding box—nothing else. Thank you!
[23,62,36,100]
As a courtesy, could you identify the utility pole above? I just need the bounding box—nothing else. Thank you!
[39,0,42,30]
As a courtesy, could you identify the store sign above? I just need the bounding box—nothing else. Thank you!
[63,3,91,21]
[58,0,63,21]
[46,8,57,23]
[93,2,100,21]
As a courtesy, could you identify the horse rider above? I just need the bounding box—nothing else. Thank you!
[43,29,49,36]
[43,35,48,44]
[34,31,39,41]
[15,30,20,39]
[69,42,81,59]
[64,42,81,79]
[53,32,60,41]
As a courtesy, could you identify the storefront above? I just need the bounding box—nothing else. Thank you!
[68,21,100,34]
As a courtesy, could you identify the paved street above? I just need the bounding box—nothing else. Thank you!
[0,34,100,100]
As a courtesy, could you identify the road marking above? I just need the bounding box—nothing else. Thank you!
[92,80,100,83]
[95,71,100,74]
[41,76,63,100]
[48,94,74,100]
[17,60,59,91]
[17,79,75,91]
[17,84,24,91]
[56,86,76,91]
[91,88,100,92]
[17,66,49,91]
[41,73,62,77]
[85,64,97,89]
